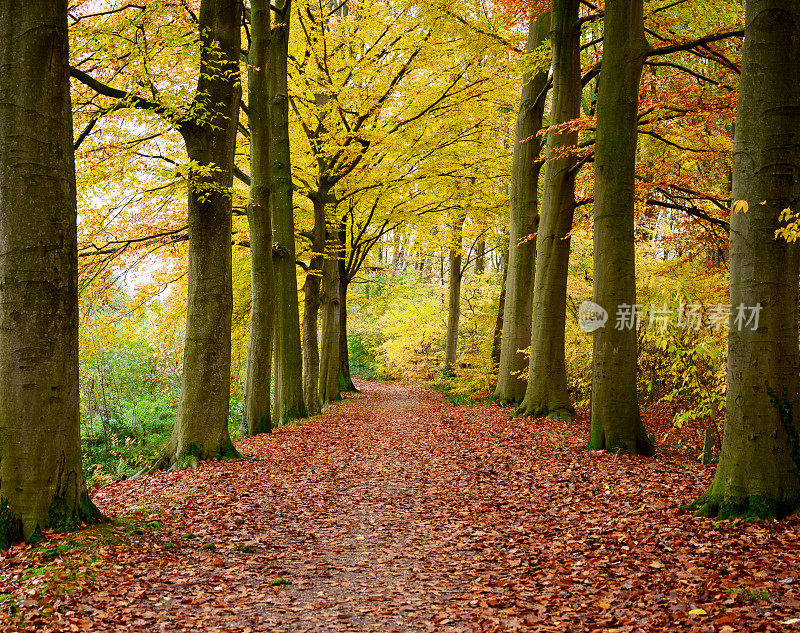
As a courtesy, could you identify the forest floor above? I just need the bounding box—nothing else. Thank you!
[2,380,800,632]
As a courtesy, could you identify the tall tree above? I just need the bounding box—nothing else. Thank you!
[444,211,467,373]
[319,239,342,406]
[243,0,275,436]
[494,9,550,404]
[269,0,308,424]
[0,0,104,546]
[588,0,653,455]
[517,0,580,420]
[337,221,359,392]
[149,0,243,469]
[692,0,800,519]
[302,190,326,416]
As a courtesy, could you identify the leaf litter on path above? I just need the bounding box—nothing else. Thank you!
[1,380,799,632]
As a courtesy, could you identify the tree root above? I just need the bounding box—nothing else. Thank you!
[515,401,576,422]
[686,492,799,521]
[134,441,242,479]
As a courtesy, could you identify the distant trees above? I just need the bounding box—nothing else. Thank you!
[0,0,104,546]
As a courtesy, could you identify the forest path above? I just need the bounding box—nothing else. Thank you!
[5,380,800,632]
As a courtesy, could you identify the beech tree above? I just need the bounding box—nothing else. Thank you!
[588,0,653,455]
[63,0,246,470]
[0,0,104,546]
[692,0,800,519]
[494,9,550,404]
[268,0,308,424]
[243,0,275,436]
[517,0,581,420]
[319,245,342,406]
[444,211,467,373]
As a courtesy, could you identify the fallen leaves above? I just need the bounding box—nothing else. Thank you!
[1,380,799,632]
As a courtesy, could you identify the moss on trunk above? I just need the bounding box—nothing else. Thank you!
[0,0,106,544]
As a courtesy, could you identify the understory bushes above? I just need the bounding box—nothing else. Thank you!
[348,237,729,436]
[79,312,244,487]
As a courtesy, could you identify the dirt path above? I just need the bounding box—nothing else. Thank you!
[3,380,800,632]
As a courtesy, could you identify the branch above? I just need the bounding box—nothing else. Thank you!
[646,30,743,59]
[69,66,190,133]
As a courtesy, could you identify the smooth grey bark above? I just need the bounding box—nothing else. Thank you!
[149,0,243,470]
[518,0,580,420]
[692,0,800,519]
[589,0,653,455]
[494,11,551,403]
[338,243,358,393]
[319,246,342,406]
[302,196,326,416]
[243,0,274,436]
[269,0,307,424]
[0,0,104,545]
[444,214,466,373]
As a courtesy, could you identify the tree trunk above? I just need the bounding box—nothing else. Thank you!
[491,246,509,370]
[148,0,243,471]
[444,215,466,373]
[243,0,274,436]
[518,0,579,420]
[589,0,653,455]
[692,0,800,519]
[494,11,550,404]
[474,239,486,274]
[338,256,358,392]
[319,248,341,406]
[269,0,307,424]
[0,0,104,546]
[302,196,326,416]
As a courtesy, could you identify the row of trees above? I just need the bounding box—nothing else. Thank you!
[490,0,799,518]
[1,0,799,545]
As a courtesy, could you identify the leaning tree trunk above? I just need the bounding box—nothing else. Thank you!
[0,0,105,546]
[149,0,243,471]
[269,0,307,424]
[588,0,653,455]
[494,10,550,404]
[444,214,466,374]
[319,248,342,406]
[518,0,580,420]
[302,195,326,416]
[242,0,274,436]
[691,0,800,520]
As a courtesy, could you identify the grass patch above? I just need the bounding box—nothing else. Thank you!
[270,578,292,587]
[726,586,772,602]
